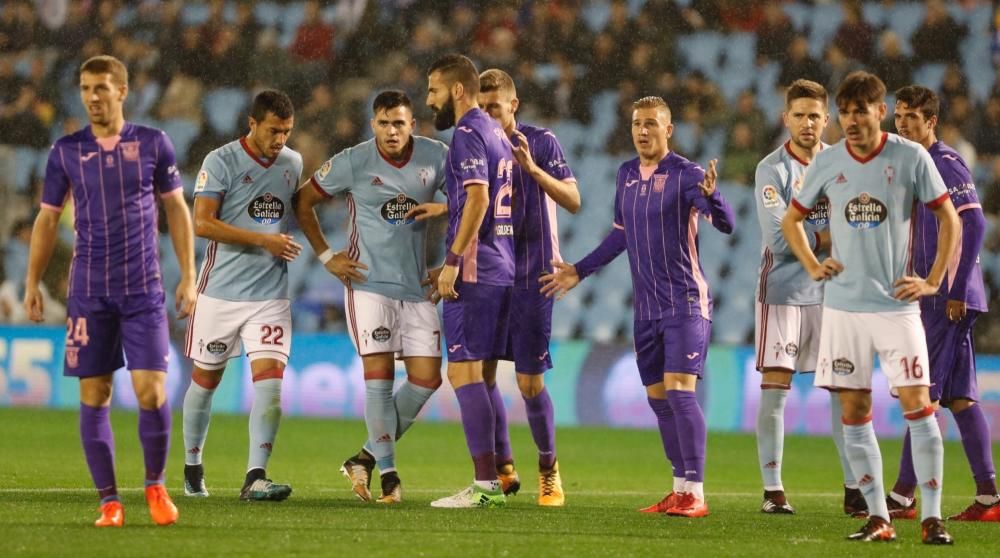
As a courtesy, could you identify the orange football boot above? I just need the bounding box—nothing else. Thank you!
[94,500,124,528]
[145,484,178,526]
[639,492,682,513]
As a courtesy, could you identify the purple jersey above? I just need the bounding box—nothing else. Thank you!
[913,141,987,312]
[613,152,735,321]
[41,123,183,297]
[511,123,575,286]
[445,108,514,286]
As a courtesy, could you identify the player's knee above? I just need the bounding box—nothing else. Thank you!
[516,374,543,398]
[948,398,975,413]
[134,387,166,410]
[407,373,442,390]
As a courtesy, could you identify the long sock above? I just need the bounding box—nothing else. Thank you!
[524,388,556,469]
[906,408,944,521]
[248,376,282,472]
[843,418,889,520]
[647,397,685,479]
[756,386,789,491]
[667,390,706,485]
[952,404,999,498]
[362,380,438,456]
[487,382,513,466]
[364,379,397,473]
[80,404,118,502]
[454,383,497,483]
[182,380,216,466]
[829,393,857,487]
[891,429,917,499]
[138,403,171,486]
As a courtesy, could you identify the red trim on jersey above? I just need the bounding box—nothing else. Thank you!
[310,176,332,198]
[376,139,414,168]
[252,367,284,382]
[196,241,218,294]
[842,414,873,426]
[756,301,769,370]
[347,193,359,259]
[925,192,949,210]
[790,198,812,214]
[783,141,810,166]
[240,137,275,169]
[346,285,361,354]
[757,248,773,304]
[845,132,888,164]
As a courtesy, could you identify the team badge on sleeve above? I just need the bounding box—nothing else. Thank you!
[318,159,332,180]
[762,185,780,208]
[195,170,208,192]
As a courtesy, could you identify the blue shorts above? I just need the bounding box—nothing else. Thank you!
[922,305,979,403]
[634,315,710,386]
[443,283,512,362]
[502,286,553,374]
[64,293,170,377]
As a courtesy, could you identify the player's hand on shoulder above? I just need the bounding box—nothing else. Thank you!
[892,275,938,302]
[539,260,579,300]
[326,252,368,286]
[175,278,197,319]
[698,159,718,197]
[423,266,443,303]
[808,257,843,281]
[509,129,536,171]
[22,284,44,323]
[263,233,303,262]
[406,202,447,222]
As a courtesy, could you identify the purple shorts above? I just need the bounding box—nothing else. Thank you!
[502,286,553,374]
[64,293,170,377]
[443,282,512,362]
[634,315,710,386]
[922,307,979,403]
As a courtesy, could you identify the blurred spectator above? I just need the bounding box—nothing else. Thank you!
[124,70,161,122]
[517,2,552,65]
[0,216,66,324]
[726,90,768,151]
[0,1,37,54]
[938,122,977,171]
[870,31,914,93]
[832,2,874,64]
[720,122,759,184]
[717,0,764,33]
[587,33,627,93]
[157,71,204,126]
[546,3,593,65]
[973,95,1000,157]
[992,5,1000,68]
[779,35,828,88]
[549,57,592,124]
[824,44,863,92]
[605,0,637,56]
[755,1,794,64]
[981,157,1000,217]
[251,28,295,91]
[940,64,969,103]
[911,0,966,63]
[299,83,341,139]
[943,94,978,140]
[290,0,335,64]
[203,25,248,88]
[0,84,50,148]
[675,71,725,127]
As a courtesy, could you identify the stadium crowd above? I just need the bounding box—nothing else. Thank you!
[1,0,1000,349]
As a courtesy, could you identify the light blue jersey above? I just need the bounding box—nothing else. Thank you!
[193,138,303,301]
[755,142,829,306]
[792,133,948,313]
[309,136,448,301]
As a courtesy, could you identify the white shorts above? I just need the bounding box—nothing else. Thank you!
[814,307,930,392]
[755,302,822,373]
[345,287,442,358]
[184,294,291,369]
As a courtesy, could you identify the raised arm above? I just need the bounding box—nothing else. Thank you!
[510,128,580,214]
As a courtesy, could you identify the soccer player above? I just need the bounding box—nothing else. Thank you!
[752,79,862,515]
[181,90,302,502]
[541,96,735,518]
[424,54,515,509]
[886,85,998,521]
[292,90,448,504]
[23,55,195,527]
[781,71,959,544]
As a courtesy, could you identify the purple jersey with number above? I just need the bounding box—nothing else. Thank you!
[614,152,735,321]
[913,141,987,312]
[41,123,183,297]
[445,108,514,286]
[512,122,575,287]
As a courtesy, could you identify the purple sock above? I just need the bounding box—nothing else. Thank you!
[647,397,685,478]
[138,404,171,485]
[893,428,917,498]
[953,404,998,493]
[455,383,497,481]
[486,382,513,466]
[666,390,706,483]
[80,404,118,502]
[523,388,556,469]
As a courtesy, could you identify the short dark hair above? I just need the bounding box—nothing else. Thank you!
[428,54,480,97]
[250,89,294,122]
[372,90,412,115]
[80,55,128,86]
[835,71,886,110]
[785,79,827,107]
[895,85,939,120]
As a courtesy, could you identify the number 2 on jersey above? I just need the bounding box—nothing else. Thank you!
[494,158,513,218]
[260,325,284,346]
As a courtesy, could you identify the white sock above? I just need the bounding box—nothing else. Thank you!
[756,387,788,491]
[843,421,889,520]
[907,412,944,520]
[182,381,215,466]
[673,476,686,494]
[364,379,397,473]
[393,380,437,438]
[248,378,282,472]
[684,481,705,500]
[829,393,857,487]
[475,479,501,492]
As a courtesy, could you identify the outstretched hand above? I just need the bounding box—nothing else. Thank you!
[539,260,580,300]
[699,159,718,197]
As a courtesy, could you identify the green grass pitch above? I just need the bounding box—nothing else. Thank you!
[1,407,997,557]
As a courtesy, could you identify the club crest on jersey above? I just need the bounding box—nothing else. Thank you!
[248,192,284,224]
[845,192,887,229]
[121,141,140,161]
[318,159,332,179]
[792,177,803,193]
[381,193,419,225]
[195,170,208,192]
[653,174,667,193]
[418,167,431,187]
[761,185,780,208]
[105,155,115,167]
[805,197,829,226]
[884,165,895,184]
[66,347,80,368]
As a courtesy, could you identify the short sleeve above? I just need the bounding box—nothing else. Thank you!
[193,151,230,199]
[40,143,70,211]
[937,154,980,212]
[912,148,948,207]
[310,148,354,198]
[792,160,825,213]
[154,131,183,197]
[535,131,575,182]
[435,143,449,194]
[449,127,489,186]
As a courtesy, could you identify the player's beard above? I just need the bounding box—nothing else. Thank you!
[432,95,456,130]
